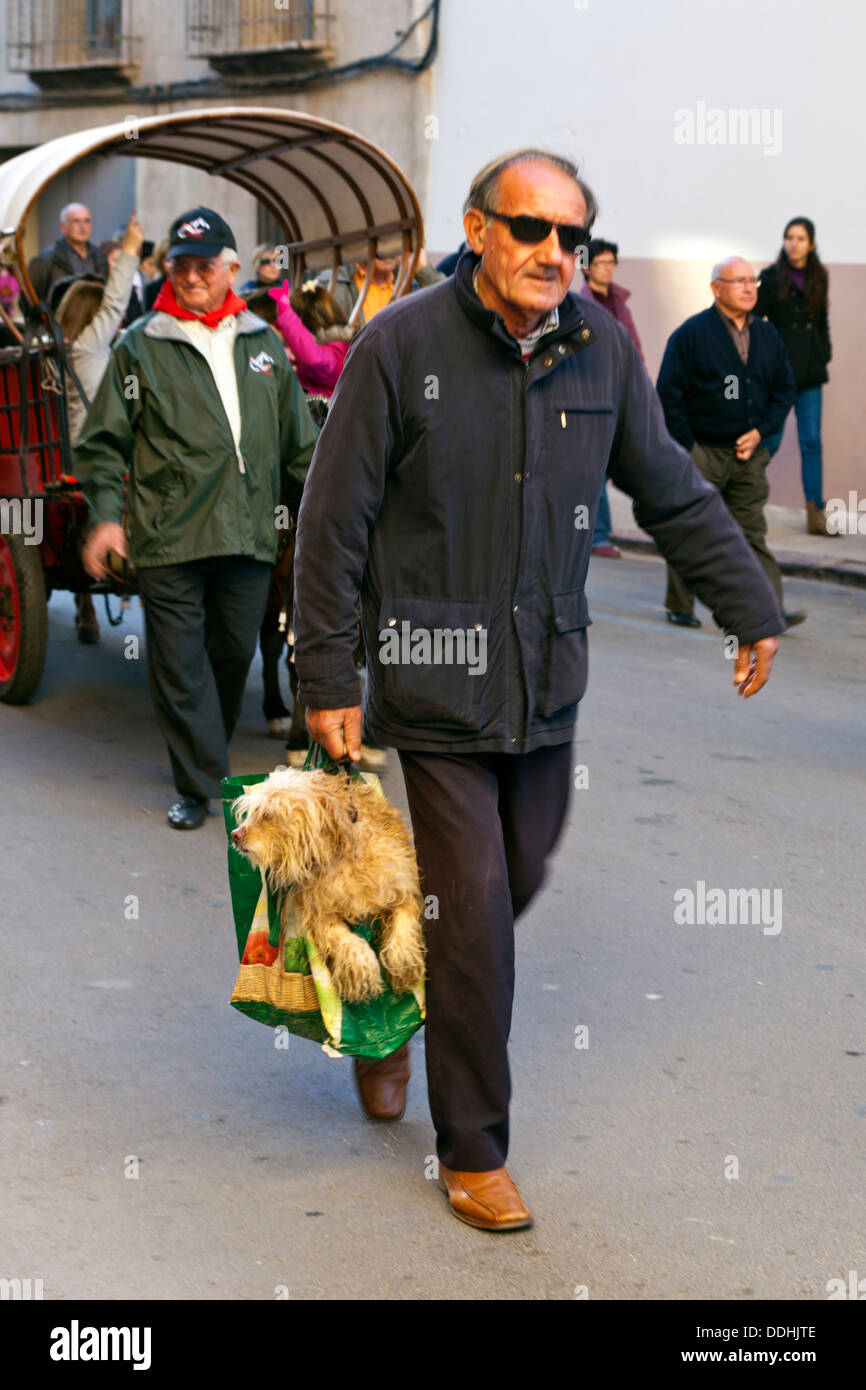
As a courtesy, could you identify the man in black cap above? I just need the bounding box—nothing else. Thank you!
[74,207,318,828]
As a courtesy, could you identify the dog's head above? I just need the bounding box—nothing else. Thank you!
[231,767,351,887]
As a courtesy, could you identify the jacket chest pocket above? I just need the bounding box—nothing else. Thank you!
[547,400,615,481]
[538,588,592,719]
[374,594,492,730]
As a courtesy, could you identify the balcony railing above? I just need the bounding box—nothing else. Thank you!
[6,0,141,88]
[186,1,335,71]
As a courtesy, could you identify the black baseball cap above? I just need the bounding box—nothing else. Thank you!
[164,207,237,261]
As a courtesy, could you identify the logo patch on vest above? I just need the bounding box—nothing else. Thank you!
[249,350,275,375]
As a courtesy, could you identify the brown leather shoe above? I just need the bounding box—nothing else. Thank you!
[437,1162,533,1231]
[353,1042,410,1121]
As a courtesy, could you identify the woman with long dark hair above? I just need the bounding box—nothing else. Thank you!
[755,217,833,535]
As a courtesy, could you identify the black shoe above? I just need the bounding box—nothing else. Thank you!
[666,610,701,629]
[783,610,807,629]
[167,797,208,830]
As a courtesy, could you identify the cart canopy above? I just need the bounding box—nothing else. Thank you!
[0,105,424,302]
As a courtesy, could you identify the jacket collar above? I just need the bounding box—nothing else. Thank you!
[453,249,596,373]
[53,236,98,266]
[144,307,267,343]
[580,279,630,304]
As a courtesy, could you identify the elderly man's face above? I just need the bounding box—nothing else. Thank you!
[61,206,92,245]
[168,253,239,314]
[712,258,758,316]
[464,162,587,327]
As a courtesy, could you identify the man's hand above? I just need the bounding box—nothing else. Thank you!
[734,428,762,461]
[82,521,128,580]
[305,706,363,762]
[121,211,144,260]
[733,634,778,697]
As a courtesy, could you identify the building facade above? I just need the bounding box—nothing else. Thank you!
[2,0,861,509]
[0,0,437,282]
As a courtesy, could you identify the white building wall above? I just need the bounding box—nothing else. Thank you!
[427,0,864,264]
[426,0,866,506]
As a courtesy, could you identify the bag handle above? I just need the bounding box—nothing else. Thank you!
[302,740,365,782]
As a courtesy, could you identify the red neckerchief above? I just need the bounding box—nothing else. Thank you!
[152,279,247,328]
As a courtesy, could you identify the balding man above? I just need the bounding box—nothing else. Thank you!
[28,203,109,306]
[657,256,804,628]
[293,152,786,1232]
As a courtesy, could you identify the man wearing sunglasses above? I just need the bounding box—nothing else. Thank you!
[292,150,785,1232]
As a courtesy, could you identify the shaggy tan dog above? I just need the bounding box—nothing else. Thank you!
[231,767,425,1002]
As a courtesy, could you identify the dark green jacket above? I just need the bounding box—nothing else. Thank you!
[73,308,318,569]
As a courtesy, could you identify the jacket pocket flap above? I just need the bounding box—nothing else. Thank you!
[555,400,614,414]
[378,595,491,633]
[551,590,591,632]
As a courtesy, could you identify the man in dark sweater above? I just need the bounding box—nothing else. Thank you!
[657,256,805,628]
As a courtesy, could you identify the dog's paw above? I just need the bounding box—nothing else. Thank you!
[329,934,384,1003]
[379,934,426,995]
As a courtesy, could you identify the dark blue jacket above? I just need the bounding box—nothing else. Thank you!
[292,252,784,754]
[656,305,795,451]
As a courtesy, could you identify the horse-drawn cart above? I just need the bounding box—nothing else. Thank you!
[0,106,424,702]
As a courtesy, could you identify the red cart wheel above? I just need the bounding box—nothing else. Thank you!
[0,532,47,704]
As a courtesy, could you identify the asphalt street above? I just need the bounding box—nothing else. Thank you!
[2,555,864,1301]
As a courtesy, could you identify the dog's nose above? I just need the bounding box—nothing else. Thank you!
[231,826,245,847]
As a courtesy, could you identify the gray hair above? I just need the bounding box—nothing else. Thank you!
[711,256,743,282]
[60,203,90,225]
[464,148,598,229]
[220,245,241,268]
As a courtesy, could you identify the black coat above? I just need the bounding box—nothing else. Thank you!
[144,275,165,311]
[293,251,784,754]
[27,237,109,305]
[755,263,831,390]
[656,306,795,450]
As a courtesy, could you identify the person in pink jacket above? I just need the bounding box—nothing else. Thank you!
[266,280,357,396]
[246,280,367,750]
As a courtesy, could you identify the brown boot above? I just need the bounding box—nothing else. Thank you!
[75,592,100,643]
[806,500,836,537]
[353,1042,410,1121]
[437,1162,533,1231]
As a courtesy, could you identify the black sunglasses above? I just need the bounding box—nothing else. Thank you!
[489,211,591,254]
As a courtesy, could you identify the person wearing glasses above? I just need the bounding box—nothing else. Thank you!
[657,256,805,630]
[240,243,283,295]
[27,202,110,306]
[292,152,785,1233]
[73,207,319,830]
[580,238,646,557]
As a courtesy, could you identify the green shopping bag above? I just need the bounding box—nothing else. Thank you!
[222,745,425,1059]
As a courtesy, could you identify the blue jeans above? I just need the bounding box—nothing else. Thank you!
[593,479,613,545]
[761,386,823,505]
